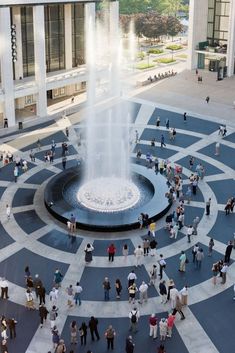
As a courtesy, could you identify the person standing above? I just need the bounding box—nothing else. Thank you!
[107,243,116,262]
[0,340,8,353]
[52,326,60,350]
[128,283,138,304]
[38,285,46,305]
[143,239,150,256]
[149,313,158,339]
[156,117,160,127]
[79,322,87,345]
[195,248,204,269]
[212,262,219,285]
[180,285,189,306]
[65,127,69,137]
[25,289,35,310]
[13,166,18,182]
[39,304,49,328]
[49,305,58,329]
[54,269,63,288]
[215,142,220,156]
[205,198,211,215]
[205,96,210,103]
[105,325,116,350]
[127,270,137,287]
[70,320,78,345]
[149,220,156,237]
[224,241,233,263]
[159,280,167,304]
[221,263,228,284]
[183,112,187,123]
[160,134,166,148]
[49,287,59,306]
[70,214,76,234]
[149,265,157,286]
[187,226,193,243]
[126,336,135,353]
[208,238,214,256]
[129,307,140,333]
[158,254,166,280]
[7,318,17,339]
[103,277,111,301]
[84,243,94,264]
[66,285,74,307]
[192,244,199,263]
[149,239,158,257]
[62,156,67,170]
[55,339,66,353]
[138,281,148,304]
[179,251,186,272]
[0,278,9,299]
[192,216,200,235]
[134,245,144,267]
[167,313,175,338]
[159,318,168,341]
[122,244,129,259]
[165,119,169,129]
[74,282,83,306]
[89,316,100,341]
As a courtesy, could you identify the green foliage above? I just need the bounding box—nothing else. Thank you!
[155,57,176,63]
[119,0,189,15]
[135,12,167,39]
[166,44,183,50]
[166,16,183,38]
[136,63,156,70]
[148,49,164,54]
[137,51,146,60]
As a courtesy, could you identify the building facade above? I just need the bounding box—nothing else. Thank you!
[187,0,235,78]
[0,1,118,127]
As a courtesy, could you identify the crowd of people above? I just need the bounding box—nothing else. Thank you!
[147,70,177,83]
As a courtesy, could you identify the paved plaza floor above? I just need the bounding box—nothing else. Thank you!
[0,71,235,353]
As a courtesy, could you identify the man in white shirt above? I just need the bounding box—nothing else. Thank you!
[74,281,83,305]
[6,205,11,221]
[187,225,193,243]
[134,245,144,267]
[138,281,148,304]
[129,307,140,333]
[221,264,228,284]
[127,271,137,287]
[49,287,59,306]
[0,277,9,299]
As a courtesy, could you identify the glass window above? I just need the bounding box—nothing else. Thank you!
[72,3,85,67]
[21,6,35,77]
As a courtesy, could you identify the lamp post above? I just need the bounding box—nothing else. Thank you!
[171,49,174,61]
[147,52,150,68]
[11,24,17,80]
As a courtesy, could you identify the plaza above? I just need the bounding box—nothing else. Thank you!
[0,1,235,353]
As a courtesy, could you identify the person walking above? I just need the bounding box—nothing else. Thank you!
[115,279,122,299]
[221,263,229,284]
[208,238,214,256]
[107,243,116,262]
[70,214,76,234]
[179,251,187,272]
[143,239,150,256]
[134,245,144,267]
[138,281,148,304]
[212,262,219,285]
[49,305,58,329]
[7,318,17,339]
[49,287,59,306]
[159,280,167,304]
[205,198,211,215]
[84,243,94,264]
[180,285,189,306]
[127,270,137,287]
[128,283,138,304]
[79,322,87,345]
[149,220,156,237]
[74,282,83,306]
[195,248,204,269]
[150,239,158,257]
[205,96,210,103]
[187,226,193,243]
[149,265,157,286]
[70,320,78,345]
[215,142,220,156]
[6,205,11,221]
[89,316,100,341]
[62,156,67,170]
[126,336,135,353]
[25,288,35,310]
[103,277,111,301]
[38,285,46,305]
[55,339,66,353]
[129,307,140,333]
[122,244,129,259]
[65,127,69,137]
[192,216,200,235]
[172,296,185,320]
[149,314,158,339]
[52,326,60,350]
[0,278,9,299]
[66,285,74,307]
[160,134,166,148]
[39,304,49,328]
[105,325,116,350]
[224,241,233,263]
[54,269,63,288]
[158,254,166,279]
[183,112,187,123]
[192,244,199,263]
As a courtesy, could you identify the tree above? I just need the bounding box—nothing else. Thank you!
[166,16,183,40]
[119,14,132,35]
[134,12,167,41]
[161,0,183,17]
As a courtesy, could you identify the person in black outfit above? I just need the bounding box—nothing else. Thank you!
[7,318,17,339]
[126,335,135,353]
[79,322,87,345]
[39,304,49,328]
[89,316,100,341]
[38,285,46,305]
[224,241,233,263]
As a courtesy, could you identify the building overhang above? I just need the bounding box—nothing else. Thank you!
[195,50,227,59]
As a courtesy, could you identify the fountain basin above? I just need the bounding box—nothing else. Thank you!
[44,164,172,232]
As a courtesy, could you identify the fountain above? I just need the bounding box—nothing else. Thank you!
[44,1,172,231]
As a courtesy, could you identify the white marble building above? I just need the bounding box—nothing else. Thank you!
[187,0,235,78]
[0,0,118,127]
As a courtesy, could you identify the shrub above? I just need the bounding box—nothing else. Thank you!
[147,49,164,54]
[136,63,156,70]
[137,51,145,60]
[155,58,176,64]
[166,44,183,50]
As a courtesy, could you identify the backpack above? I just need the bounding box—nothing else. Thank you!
[131,311,137,323]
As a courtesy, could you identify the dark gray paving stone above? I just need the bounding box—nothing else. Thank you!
[165,243,224,289]
[0,162,36,182]
[39,229,82,254]
[183,206,205,226]
[190,286,235,353]
[176,155,222,176]
[54,158,79,170]
[0,300,39,353]
[0,222,14,249]
[141,228,185,249]
[92,239,135,257]
[0,247,69,291]
[61,314,189,353]
[34,144,77,161]
[133,143,177,160]
[223,132,235,143]
[0,119,55,139]
[182,184,204,202]
[14,210,46,234]
[21,130,68,152]
[148,108,219,134]
[80,265,158,301]
[198,143,235,170]
[208,211,235,245]
[207,179,235,204]
[12,188,36,207]
[25,168,55,184]
[140,128,200,148]
[0,186,6,199]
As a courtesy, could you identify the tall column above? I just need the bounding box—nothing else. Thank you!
[0,7,16,126]
[227,0,235,77]
[109,1,120,96]
[85,2,96,105]
[33,5,47,118]
[65,4,73,70]
[187,0,209,70]
[12,6,23,80]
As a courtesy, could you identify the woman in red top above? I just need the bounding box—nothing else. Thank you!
[107,243,116,262]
